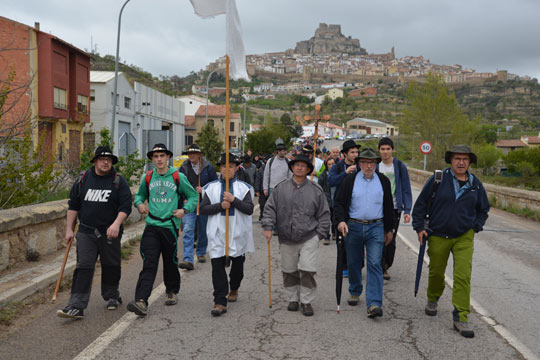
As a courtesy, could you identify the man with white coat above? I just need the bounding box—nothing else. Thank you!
[199,153,255,316]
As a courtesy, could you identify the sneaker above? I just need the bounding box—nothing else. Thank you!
[323,239,330,245]
[165,292,178,306]
[453,321,475,338]
[342,269,349,278]
[211,304,227,316]
[425,301,438,316]
[227,290,238,302]
[197,255,207,263]
[383,270,391,280]
[57,306,84,319]
[178,261,194,270]
[107,297,122,310]
[287,301,299,311]
[347,295,359,306]
[367,305,383,318]
[127,299,147,316]
[301,303,314,316]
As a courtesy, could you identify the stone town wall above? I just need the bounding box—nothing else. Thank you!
[0,192,142,271]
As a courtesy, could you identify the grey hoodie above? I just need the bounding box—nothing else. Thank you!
[262,177,330,245]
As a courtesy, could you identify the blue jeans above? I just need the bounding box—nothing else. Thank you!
[344,221,384,308]
[181,213,208,263]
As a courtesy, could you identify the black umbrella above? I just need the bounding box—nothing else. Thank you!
[414,235,428,297]
[335,232,346,313]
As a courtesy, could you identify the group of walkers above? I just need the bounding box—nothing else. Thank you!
[57,137,490,338]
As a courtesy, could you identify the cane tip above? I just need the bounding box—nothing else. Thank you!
[269,305,272,308]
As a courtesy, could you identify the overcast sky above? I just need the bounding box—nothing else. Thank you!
[3,0,540,80]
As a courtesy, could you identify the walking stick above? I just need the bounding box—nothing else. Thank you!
[224,54,231,268]
[52,239,73,301]
[267,239,272,308]
[196,157,202,216]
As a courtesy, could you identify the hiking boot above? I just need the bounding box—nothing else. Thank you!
[211,304,227,316]
[367,305,383,318]
[454,321,475,338]
[301,303,314,316]
[287,301,299,311]
[332,233,337,241]
[127,299,147,316]
[227,290,239,302]
[57,306,84,319]
[197,255,207,263]
[165,292,178,306]
[323,238,330,245]
[107,297,122,310]
[178,261,194,270]
[425,301,438,316]
[383,270,391,280]
[347,295,359,306]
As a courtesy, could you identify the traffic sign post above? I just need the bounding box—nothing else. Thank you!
[419,141,433,171]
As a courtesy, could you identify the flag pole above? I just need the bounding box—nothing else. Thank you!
[225,55,231,267]
[311,104,321,180]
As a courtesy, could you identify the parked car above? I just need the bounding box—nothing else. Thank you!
[230,148,242,158]
[338,135,345,140]
[345,135,353,140]
[325,134,331,140]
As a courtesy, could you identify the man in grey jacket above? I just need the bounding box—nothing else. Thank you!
[263,142,291,197]
[262,154,331,317]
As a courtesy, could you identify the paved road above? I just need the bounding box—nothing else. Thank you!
[1,191,539,359]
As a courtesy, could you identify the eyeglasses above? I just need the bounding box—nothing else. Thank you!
[97,157,112,163]
[358,160,377,165]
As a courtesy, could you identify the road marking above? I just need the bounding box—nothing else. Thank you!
[397,231,539,360]
[74,283,165,360]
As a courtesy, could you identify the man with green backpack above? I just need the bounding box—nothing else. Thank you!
[127,144,198,316]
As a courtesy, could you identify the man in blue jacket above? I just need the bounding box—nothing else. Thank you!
[377,137,412,280]
[179,144,218,270]
[412,145,490,338]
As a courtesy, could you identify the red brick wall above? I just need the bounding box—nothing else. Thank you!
[0,17,33,131]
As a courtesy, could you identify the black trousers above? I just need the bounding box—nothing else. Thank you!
[68,230,122,309]
[211,255,245,306]
[382,210,401,271]
[258,194,267,220]
[135,226,180,302]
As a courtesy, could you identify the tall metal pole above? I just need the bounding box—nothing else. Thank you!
[205,69,217,125]
[242,101,246,153]
[111,0,131,150]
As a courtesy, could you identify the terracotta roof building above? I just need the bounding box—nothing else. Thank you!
[186,105,242,147]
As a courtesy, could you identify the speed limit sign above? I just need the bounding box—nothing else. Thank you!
[419,141,433,154]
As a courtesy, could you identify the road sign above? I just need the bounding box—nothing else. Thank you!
[419,141,433,155]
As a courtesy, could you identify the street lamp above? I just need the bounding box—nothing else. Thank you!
[205,69,217,125]
[111,0,131,150]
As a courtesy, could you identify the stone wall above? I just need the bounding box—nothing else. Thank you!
[0,192,142,271]
[408,168,540,212]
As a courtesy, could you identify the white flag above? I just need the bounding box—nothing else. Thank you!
[189,0,250,81]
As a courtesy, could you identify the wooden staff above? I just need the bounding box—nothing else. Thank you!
[310,104,321,180]
[225,55,231,267]
[196,157,202,215]
[52,239,73,301]
[267,239,272,308]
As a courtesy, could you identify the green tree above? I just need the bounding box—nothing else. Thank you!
[399,73,478,170]
[198,123,223,168]
[246,122,292,155]
[473,144,501,175]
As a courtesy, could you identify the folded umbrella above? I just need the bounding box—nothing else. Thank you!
[414,235,427,297]
[335,232,345,313]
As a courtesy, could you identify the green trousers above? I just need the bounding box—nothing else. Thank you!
[427,228,474,322]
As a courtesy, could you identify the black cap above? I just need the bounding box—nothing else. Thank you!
[288,154,314,174]
[91,146,118,164]
[182,144,202,155]
[342,139,360,153]
[217,153,241,166]
[242,155,252,163]
[302,144,314,152]
[147,143,173,159]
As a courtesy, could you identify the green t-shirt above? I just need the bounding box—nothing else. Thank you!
[134,166,198,234]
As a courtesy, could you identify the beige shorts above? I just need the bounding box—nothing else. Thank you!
[279,235,319,273]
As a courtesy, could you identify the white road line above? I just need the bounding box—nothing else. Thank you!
[397,231,539,360]
[74,283,165,360]
[75,203,262,360]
